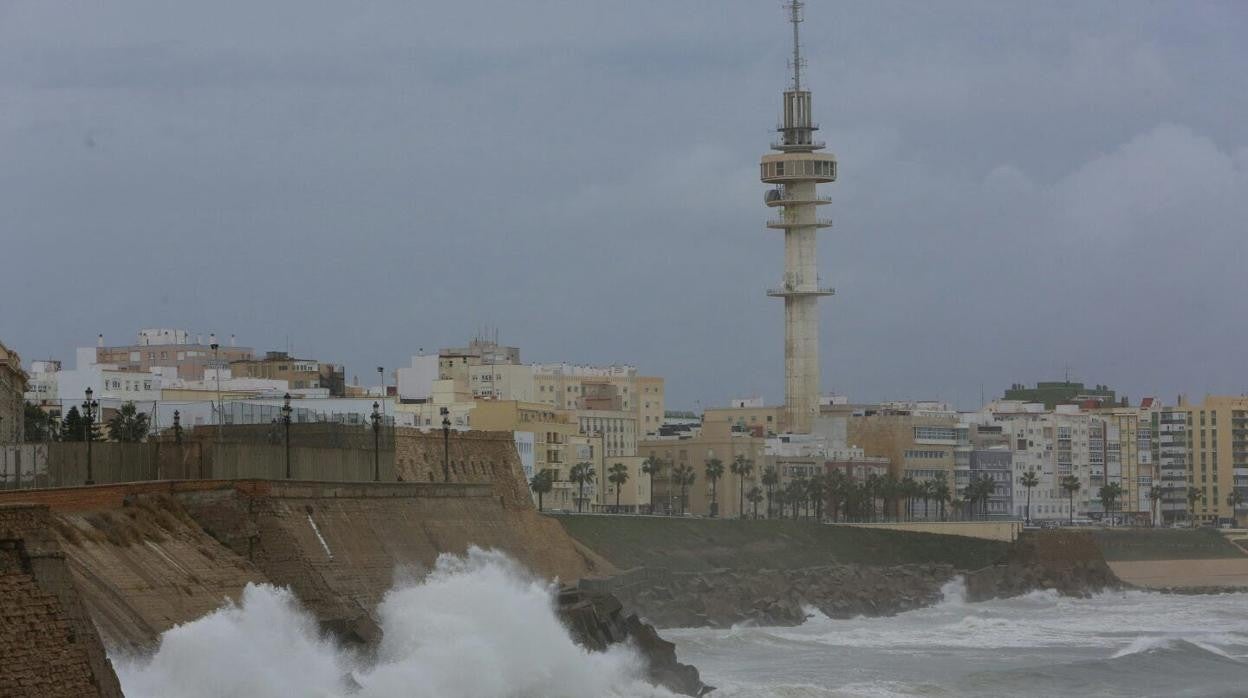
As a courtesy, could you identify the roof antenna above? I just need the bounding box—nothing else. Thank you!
[785,1,806,91]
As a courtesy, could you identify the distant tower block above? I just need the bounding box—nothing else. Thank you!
[761,0,836,434]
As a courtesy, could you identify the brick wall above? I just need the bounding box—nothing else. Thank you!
[393,428,532,509]
[0,504,122,697]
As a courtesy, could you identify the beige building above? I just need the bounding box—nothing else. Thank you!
[640,420,767,518]
[1169,396,1248,526]
[96,329,253,381]
[230,351,345,395]
[468,400,582,510]
[532,364,664,436]
[848,409,960,482]
[0,341,28,443]
[704,403,786,437]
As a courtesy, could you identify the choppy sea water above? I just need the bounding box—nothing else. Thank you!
[666,578,1248,698]
[110,554,1248,698]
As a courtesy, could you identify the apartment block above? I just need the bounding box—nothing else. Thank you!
[95,329,253,381]
[0,341,28,443]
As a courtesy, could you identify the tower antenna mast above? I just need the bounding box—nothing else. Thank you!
[787,1,805,91]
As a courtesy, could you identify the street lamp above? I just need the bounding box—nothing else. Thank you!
[370,401,382,482]
[440,406,451,482]
[83,387,99,485]
[172,410,182,445]
[210,339,223,452]
[281,393,293,479]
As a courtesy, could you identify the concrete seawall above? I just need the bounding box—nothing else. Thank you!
[0,477,606,651]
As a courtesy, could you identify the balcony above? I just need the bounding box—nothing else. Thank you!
[767,285,835,298]
[766,217,833,230]
[770,140,826,152]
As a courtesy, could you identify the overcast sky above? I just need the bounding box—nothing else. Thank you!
[3,1,1246,410]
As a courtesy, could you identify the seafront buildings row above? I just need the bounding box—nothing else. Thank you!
[1,332,1245,527]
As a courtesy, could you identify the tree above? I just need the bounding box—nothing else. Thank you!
[1060,475,1082,525]
[745,486,764,519]
[761,465,779,519]
[1098,483,1124,525]
[530,470,554,512]
[932,472,952,521]
[671,463,696,515]
[1148,486,1165,527]
[704,457,725,517]
[825,469,849,522]
[807,472,827,522]
[900,476,918,520]
[863,473,882,521]
[1187,488,1203,528]
[784,478,807,520]
[106,401,150,443]
[607,462,630,512]
[730,455,754,520]
[569,461,596,513]
[964,476,995,520]
[1227,490,1244,525]
[60,406,94,443]
[23,403,59,443]
[1019,470,1040,525]
[641,456,663,514]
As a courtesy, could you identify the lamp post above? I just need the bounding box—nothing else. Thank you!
[172,410,182,445]
[370,401,382,482]
[377,366,385,418]
[83,387,99,485]
[210,339,223,452]
[281,393,293,479]
[440,406,451,482]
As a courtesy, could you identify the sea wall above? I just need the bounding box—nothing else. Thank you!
[830,520,1023,542]
[0,504,122,697]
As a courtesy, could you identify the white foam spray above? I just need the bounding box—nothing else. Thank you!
[113,547,675,698]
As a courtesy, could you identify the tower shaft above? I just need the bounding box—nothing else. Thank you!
[761,2,835,434]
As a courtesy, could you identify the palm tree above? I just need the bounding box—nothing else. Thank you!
[932,472,951,521]
[106,401,150,442]
[607,462,630,512]
[863,474,882,521]
[671,463,696,515]
[745,486,764,519]
[1098,482,1124,525]
[1148,485,1165,527]
[880,474,900,521]
[788,477,809,520]
[730,455,754,519]
[1227,490,1244,526]
[1019,470,1040,525]
[1060,474,1082,525]
[900,476,918,520]
[921,479,936,520]
[826,469,849,521]
[569,461,596,513]
[761,465,779,519]
[641,456,663,514]
[807,472,827,522]
[704,457,725,517]
[964,476,995,519]
[529,470,554,512]
[1187,487,1203,528]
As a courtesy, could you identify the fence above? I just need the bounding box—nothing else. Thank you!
[0,428,394,488]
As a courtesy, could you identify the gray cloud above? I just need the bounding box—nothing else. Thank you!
[2,1,1246,408]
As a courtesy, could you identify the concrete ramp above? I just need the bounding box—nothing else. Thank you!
[1109,559,1248,589]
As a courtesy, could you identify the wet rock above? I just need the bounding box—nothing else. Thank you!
[556,586,712,696]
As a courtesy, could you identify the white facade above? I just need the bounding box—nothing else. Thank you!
[396,354,439,401]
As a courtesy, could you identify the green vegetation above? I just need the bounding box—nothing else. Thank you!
[106,401,150,442]
[1091,528,1247,562]
[558,516,1009,572]
[529,470,554,512]
[569,462,596,513]
[607,463,629,512]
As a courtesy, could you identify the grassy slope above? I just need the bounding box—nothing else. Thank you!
[1091,528,1248,561]
[556,516,1009,573]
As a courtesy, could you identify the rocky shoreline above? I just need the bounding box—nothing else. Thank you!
[557,585,712,697]
[607,563,958,628]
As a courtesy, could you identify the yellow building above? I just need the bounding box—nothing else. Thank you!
[468,400,582,510]
[639,420,767,518]
[848,411,960,482]
[703,404,786,437]
[1176,396,1248,526]
[1090,405,1158,521]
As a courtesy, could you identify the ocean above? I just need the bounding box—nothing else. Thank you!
[668,579,1248,697]
[111,551,1248,698]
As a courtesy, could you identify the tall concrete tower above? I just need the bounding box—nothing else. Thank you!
[761,1,836,435]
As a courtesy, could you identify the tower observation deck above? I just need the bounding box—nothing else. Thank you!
[761,1,837,435]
